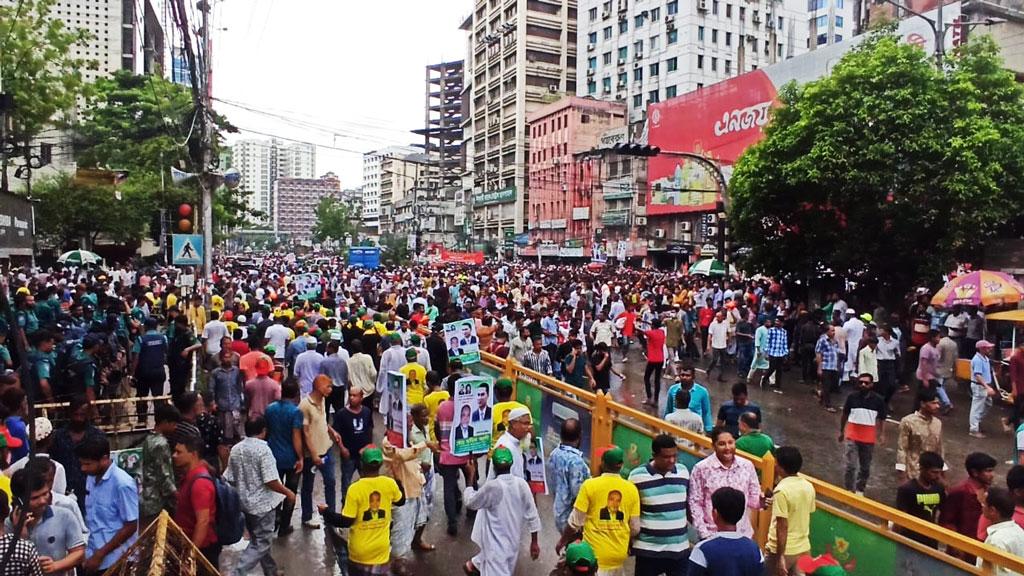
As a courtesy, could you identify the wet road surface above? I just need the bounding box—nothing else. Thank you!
[221,348,1013,575]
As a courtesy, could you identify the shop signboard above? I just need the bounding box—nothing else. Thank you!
[475,187,516,206]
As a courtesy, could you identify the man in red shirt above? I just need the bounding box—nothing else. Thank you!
[940,451,997,562]
[172,434,220,567]
[643,318,667,407]
[620,305,638,363]
[1008,343,1024,430]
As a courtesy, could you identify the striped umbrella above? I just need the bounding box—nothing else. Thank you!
[688,258,735,276]
[57,250,103,266]
[930,270,1024,308]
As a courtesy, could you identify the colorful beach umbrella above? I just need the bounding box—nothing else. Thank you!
[930,270,1024,308]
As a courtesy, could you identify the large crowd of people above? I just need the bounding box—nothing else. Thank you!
[0,254,1022,576]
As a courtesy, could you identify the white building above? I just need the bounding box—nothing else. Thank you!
[232,139,317,230]
[577,0,811,122]
[361,146,419,237]
[809,0,855,49]
[460,0,578,248]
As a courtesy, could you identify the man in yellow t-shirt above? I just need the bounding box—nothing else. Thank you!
[422,372,449,442]
[399,349,427,406]
[321,446,405,572]
[491,378,527,442]
[766,446,816,576]
[556,446,641,574]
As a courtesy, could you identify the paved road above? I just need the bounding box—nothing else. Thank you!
[221,347,1014,575]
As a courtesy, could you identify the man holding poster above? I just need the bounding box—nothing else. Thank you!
[449,376,493,456]
[525,438,548,495]
[385,371,408,448]
[491,407,532,481]
[444,319,481,365]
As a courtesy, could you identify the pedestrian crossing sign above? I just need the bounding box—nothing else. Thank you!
[172,234,203,265]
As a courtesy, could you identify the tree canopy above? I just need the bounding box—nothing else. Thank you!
[311,196,358,245]
[729,32,1024,300]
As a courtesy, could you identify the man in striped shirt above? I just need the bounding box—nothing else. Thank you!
[627,434,690,576]
[838,373,887,495]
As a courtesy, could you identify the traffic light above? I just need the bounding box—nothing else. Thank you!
[611,143,661,157]
[177,203,194,233]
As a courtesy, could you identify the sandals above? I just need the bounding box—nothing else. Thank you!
[463,561,481,576]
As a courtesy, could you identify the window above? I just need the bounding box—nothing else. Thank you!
[807,0,826,9]
[712,28,718,43]
[650,7,660,19]
[697,54,704,68]
[603,1,612,10]
[634,40,644,54]
[739,6,745,20]
[711,57,717,71]
[836,15,844,27]
[603,77,612,92]
[837,0,844,8]
[619,19,628,33]
[712,0,719,14]
[815,15,827,29]
[649,35,660,50]
[698,26,705,42]
[667,1,678,15]
[817,33,828,45]
[589,7,598,20]
[618,46,628,60]
[635,14,644,27]
[588,56,597,69]
[697,82,704,89]
[666,85,677,98]
[603,26,613,39]
[835,33,843,41]
[726,4,732,17]
[666,56,678,71]
[634,67,643,81]
[650,62,660,75]
[633,94,643,107]
[649,89,660,103]
[777,43,783,57]
[588,32,598,43]
[618,71,628,84]
[725,59,732,73]
[667,29,678,43]
[603,51,612,64]
[725,31,732,46]
[753,10,759,24]
[587,80,597,94]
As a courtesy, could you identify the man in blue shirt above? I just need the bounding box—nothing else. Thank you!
[265,380,304,536]
[76,435,138,575]
[663,363,713,433]
[761,317,790,393]
[541,309,560,374]
[687,486,764,576]
[970,340,998,438]
[717,383,761,439]
[547,418,590,533]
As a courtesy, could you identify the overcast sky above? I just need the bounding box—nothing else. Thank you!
[212,0,469,187]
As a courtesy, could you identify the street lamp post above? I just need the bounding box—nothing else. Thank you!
[873,0,1005,66]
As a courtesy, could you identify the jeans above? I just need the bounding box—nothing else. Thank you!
[438,462,471,528]
[340,457,360,501]
[635,554,688,576]
[707,348,728,381]
[277,467,300,535]
[970,383,993,433]
[233,509,279,576]
[844,440,874,493]
[736,343,754,377]
[301,451,337,522]
[643,361,663,403]
[935,377,953,408]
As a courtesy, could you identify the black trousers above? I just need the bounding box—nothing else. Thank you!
[438,462,474,528]
[276,467,300,536]
[762,356,785,389]
[644,361,663,403]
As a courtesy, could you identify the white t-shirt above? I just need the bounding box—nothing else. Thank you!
[201,320,229,354]
[4,452,67,495]
[708,320,730,350]
[264,324,291,358]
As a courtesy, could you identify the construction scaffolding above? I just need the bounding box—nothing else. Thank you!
[104,511,220,576]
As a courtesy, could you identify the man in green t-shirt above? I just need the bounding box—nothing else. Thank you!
[735,412,774,458]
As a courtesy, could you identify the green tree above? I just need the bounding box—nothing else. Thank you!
[379,233,410,265]
[0,0,96,190]
[311,196,357,245]
[32,173,152,250]
[728,33,1024,300]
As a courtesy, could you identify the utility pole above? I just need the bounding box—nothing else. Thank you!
[198,0,214,285]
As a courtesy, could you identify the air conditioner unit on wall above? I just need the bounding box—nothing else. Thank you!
[636,216,647,226]
[679,221,692,232]
[653,228,666,238]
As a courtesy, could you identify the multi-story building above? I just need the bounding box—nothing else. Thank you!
[460,0,578,251]
[274,173,342,240]
[232,139,317,230]
[380,152,437,235]
[361,146,419,237]
[809,0,855,49]
[524,97,626,257]
[577,0,810,122]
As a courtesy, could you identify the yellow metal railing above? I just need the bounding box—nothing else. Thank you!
[478,350,1024,575]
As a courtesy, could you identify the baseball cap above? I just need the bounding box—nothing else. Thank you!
[508,407,530,421]
[409,334,421,345]
[495,378,514,391]
[492,446,514,465]
[600,445,624,467]
[389,333,403,343]
[34,417,53,441]
[977,340,996,350]
[405,348,418,360]
[360,445,384,465]
[263,345,277,355]
[565,541,598,571]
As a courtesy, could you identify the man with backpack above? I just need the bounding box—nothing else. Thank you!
[131,317,168,427]
[171,434,222,568]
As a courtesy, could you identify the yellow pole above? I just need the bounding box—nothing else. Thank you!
[755,451,777,547]
[590,390,614,475]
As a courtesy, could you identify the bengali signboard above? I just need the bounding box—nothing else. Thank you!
[475,187,516,206]
[0,192,33,257]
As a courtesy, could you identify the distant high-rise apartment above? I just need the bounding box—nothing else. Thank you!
[460,0,578,250]
[361,146,420,237]
[274,173,342,240]
[232,139,316,230]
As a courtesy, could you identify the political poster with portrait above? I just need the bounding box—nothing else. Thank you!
[449,375,493,456]
[111,447,144,495]
[293,272,322,301]
[385,371,408,448]
[444,318,481,365]
[525,437,548,495]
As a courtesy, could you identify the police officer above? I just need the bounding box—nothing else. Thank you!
[130,317,168,427]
